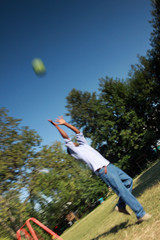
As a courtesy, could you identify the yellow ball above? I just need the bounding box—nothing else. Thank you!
[32,58,46,75]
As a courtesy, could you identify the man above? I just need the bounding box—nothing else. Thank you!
[48,116,151,223]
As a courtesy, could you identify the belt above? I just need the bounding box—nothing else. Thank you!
[96,165,107,174]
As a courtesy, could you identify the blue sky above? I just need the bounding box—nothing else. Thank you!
[0,0,152,147]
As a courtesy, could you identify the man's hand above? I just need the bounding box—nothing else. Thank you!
[55,116,66,125]
[55,116,80,134]
[48,115,80,136]
[48,120,57,126]
[48,118,69,139]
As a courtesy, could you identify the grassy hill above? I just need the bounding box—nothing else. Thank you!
[61,160,160,240]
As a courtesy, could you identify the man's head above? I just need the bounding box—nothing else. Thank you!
[73,142,79,147]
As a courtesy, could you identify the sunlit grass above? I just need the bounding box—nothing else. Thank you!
[61,160,160,240]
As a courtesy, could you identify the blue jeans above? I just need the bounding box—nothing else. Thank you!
[97,164,146,219]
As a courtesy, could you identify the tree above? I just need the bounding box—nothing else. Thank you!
[65,79,147,173]
[149,0,160,81]
[127,0,160,144]
[65,88,99,137]
[0,108,42,238]
[148,0,160,138]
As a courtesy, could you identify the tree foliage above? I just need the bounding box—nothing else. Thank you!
[0,108,42,238]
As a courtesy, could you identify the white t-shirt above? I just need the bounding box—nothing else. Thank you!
[64,132,110,172]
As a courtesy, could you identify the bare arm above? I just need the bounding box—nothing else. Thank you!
[55,116,80,134]
[48,120,69,139]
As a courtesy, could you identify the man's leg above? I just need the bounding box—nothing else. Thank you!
[98,164,146,219]
[116,166,133,211]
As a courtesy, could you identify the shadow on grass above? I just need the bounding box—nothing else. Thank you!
[90,220,136,240]
[133,161,160,198]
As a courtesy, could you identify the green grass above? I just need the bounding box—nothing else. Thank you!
[61,160,160,240]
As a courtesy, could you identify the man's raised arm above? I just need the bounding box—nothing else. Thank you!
[48,120,69,139]
[55,116,80,134]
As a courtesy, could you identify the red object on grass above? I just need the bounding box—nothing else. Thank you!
[16,217,63,240]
